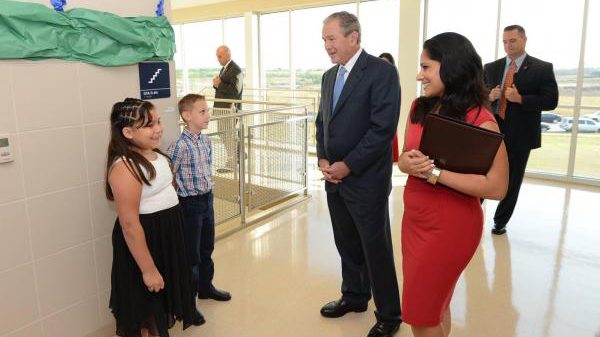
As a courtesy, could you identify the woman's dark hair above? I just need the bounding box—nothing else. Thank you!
[104,98,165,201]
[379,52,395,65]
[412,32,489,125]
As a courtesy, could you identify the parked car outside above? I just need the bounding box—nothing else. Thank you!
[584,110,600,123]
[541,122,551,132]
[541,112,562,123]
[560,117,600,132]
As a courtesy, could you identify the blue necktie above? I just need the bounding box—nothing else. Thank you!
[332,66,347,112]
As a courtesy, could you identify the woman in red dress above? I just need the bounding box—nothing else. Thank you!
[397,32,509,337]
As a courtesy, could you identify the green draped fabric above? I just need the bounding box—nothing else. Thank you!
[0,0,175,66]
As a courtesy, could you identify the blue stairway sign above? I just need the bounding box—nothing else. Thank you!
[138,62,170,100]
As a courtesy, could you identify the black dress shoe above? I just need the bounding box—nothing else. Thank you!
[320,298,368,318]
[198,287,232,301]
[491,224,507,235]
[192,310,205,326]
[367,321,400,337]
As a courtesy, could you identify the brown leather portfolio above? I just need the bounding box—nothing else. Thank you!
[419,113,504,175]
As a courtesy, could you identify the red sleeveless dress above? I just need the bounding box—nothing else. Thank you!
[401,102,496,326]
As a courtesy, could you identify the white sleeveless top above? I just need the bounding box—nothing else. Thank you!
[113,154,179,214]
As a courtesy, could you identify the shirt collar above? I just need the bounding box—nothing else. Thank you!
[340,48,363,74]
[506,52,527,71]
[223,60,232,70]
[182,127,201,140]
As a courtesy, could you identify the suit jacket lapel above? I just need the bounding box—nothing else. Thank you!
[221,61,234,78]
[496,58,507,84]
[331,51,367,118]
[323,67,337,122]
[514,55,530,86]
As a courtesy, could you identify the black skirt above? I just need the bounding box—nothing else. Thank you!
[110,205,196,337]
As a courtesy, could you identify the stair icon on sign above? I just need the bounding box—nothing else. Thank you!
[148,68,162,84]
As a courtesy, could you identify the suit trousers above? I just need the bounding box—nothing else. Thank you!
[494,147,530,227]
[179,192,216,296]
[213,102,238,166]
[326,191,401,323]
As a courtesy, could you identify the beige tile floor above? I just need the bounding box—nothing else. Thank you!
[172,171,600,337]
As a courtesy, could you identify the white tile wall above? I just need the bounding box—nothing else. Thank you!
[0,264,39,335]
[35,243,97,316]
[93,236,113,292]
[0,136,26,204]
[83,123,111,183]
[43,295,100,337]
[19,127,87,196]
[12,63,82,132]
[89,181,117,239]
[0,65,16,134]
[0,2,177,336]
[3,323,43,337]
[28,186,93,258]
[78,64,139,125]
[0,201,32,271]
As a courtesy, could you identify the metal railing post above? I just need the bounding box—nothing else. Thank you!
[237,105,247,225]
[303,107,309,196]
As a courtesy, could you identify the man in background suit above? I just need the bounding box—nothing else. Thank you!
[316,11,401,337]
[213,45,243,170]
[484,25,558,235]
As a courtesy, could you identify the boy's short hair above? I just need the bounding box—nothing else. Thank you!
[178,94,206,117]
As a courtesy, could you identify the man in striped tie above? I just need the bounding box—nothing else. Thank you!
[484,25,558,235]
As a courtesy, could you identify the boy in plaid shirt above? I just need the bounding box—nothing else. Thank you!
[167,94,232,317]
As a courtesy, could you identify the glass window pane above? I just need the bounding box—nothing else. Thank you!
[360,0,399,66]
[260,12,290,89]
[574,0,600,179]
[499,0,583,109]
[426,0,498,64]
[224,17,247,88]
[500,0,584,175]
[291,3,356,90]
[173,24,185,97]
[224,17,246,69]
[182,20,223,94]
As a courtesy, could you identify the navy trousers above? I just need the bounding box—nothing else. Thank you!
[179,192,215,296]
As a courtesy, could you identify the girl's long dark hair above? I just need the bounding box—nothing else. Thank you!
[412,32,489,125]
[104,98,166,201]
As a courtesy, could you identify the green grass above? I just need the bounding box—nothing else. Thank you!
[528,133,600,178]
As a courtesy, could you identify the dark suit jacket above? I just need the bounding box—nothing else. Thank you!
[316,50,400,202]
[483,55,558,150]
[214,60,243,109]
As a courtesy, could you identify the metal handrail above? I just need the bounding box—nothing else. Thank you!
[177,102,311,124]
[246,115,308,129]
[174,97,310,227]
[245,87,321,94]
[200,86,320,94]
[556,104,600,110]
[199,87,321,101]
[204,97,301,106]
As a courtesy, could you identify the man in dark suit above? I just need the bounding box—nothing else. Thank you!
[213,45,243,109]
[213,45,243,170]
[484,25,558,235]
[316,11,401,337]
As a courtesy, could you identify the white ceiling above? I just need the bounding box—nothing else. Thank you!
[171,0,236,10]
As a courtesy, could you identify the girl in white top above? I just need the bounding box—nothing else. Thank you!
[105,98,197,337]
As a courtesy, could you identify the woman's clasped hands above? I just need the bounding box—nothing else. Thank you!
[398,149,435,179]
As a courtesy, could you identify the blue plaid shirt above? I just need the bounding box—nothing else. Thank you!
[167,128,214,197]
